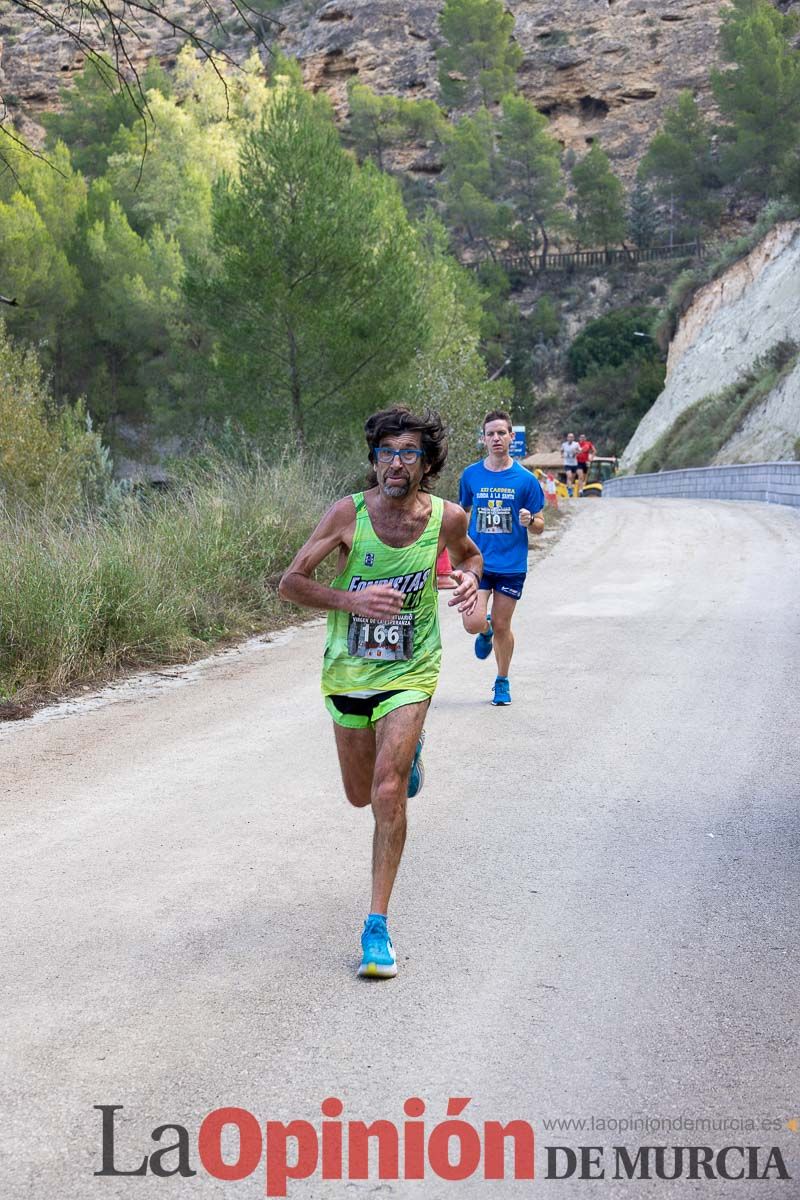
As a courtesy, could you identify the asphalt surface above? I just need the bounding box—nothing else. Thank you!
[2,498,799,1199]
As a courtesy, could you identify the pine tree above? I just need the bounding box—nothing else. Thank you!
[346,84,406,171]
[495,94,567,266]
[186,83,429,450]
[627,177,661,250]
[0,140,85,393]
[437,0,523,108]
[571,143,626,250]
[347,82,444,170]
[102,48,270,261]
[440,107,505,258]
[640,91,720,241]
[75,199,185,419]
[711,0,800,197]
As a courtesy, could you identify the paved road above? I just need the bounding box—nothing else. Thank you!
[2,499,799,1199]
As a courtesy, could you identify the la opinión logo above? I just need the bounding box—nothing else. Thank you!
[95,1098,535,1196]
[545,1144,790,1181]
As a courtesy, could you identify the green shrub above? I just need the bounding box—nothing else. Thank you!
[0,322,116,510]
[571,355,666,454]
[567,305,659,380]
[538,30,570,47]
[529,295,560,341]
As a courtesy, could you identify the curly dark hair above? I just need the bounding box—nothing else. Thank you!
[364,406,448,491]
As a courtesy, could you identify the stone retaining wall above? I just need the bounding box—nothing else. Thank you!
[604,463,800,508]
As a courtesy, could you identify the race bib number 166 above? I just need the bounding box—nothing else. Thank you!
[347,612,415,660]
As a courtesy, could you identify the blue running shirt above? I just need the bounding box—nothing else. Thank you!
[459,460,545,576]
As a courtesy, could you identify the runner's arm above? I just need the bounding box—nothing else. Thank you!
[279,500,404,618]
[441,502,483,613]
[520,473,545,530]
[524,488,545,533]
[519,507,544,530]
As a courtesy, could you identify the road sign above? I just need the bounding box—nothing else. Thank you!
[510,425,527,458]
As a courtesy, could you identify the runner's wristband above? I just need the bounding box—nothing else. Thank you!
[461,568,481,584]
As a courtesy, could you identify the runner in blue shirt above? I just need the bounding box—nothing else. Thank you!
[459,410,545,706]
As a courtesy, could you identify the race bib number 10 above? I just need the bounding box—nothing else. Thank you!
[476,504,513,534]
[347,612,415,660]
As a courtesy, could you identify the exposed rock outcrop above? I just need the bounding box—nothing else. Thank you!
[621,222,800,468]
[0,0,754,176]
[282,0,728,173]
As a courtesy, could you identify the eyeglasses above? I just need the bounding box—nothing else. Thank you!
[375,447,424,465]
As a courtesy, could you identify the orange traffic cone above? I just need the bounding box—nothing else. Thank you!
[436,547,457,589]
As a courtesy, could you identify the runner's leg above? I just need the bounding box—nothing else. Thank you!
[491,591,518,677]
[370,699,429,914]
[333,724,375,809]
[462,585,491,636]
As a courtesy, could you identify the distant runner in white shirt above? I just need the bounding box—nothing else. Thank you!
[561,432,581,492]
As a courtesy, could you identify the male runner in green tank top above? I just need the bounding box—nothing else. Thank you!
[280,407,482,979]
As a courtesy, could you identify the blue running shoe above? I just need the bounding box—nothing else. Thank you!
[492,676,511,706]
[474,615,493,660]
[407,730,425,799]
[358,914,397,979]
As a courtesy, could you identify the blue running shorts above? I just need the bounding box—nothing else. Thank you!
[478,571,526,600]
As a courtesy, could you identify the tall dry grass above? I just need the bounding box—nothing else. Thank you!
[0,455,343,700]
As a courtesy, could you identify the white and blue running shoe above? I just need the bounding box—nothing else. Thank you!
[492,675,511,706]
[358,914,397,979]
[407,730,425,798]
[474,615,493,660]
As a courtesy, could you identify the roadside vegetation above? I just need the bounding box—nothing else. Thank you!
[0,454,346,703]
[636,340,799,473]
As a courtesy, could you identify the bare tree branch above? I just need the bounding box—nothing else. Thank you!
[1,0,285,162]
[0,0,286,299]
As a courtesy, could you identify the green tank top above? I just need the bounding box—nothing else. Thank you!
[321,491,444,697]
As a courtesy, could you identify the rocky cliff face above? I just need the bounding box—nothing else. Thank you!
[621,221,800,468]
[0,0,751,176]
[280,0,732,178]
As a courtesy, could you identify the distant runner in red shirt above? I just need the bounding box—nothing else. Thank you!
[576,434,596,487]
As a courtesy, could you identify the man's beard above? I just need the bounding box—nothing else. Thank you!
[381,477,410,498]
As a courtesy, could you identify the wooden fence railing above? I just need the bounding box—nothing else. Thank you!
[473,241,704,274]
